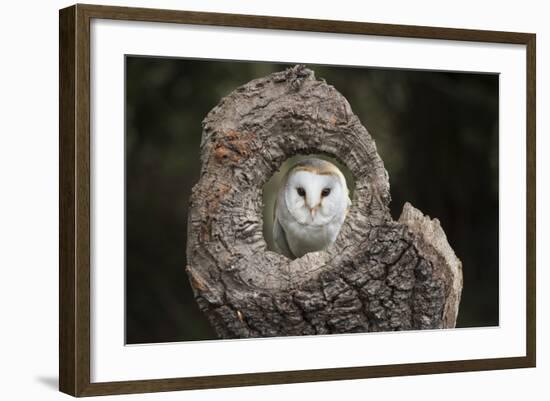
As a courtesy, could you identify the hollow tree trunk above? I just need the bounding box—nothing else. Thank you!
[186,65,463,339]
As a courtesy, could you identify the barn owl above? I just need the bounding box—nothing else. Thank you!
[273,158,351,259]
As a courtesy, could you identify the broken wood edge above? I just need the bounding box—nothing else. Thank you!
[398,202,463,327]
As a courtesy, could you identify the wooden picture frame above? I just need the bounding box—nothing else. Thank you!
[59,3,536,397]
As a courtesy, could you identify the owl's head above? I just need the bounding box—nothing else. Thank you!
[283,158,351,226]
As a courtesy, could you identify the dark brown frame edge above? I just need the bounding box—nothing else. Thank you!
[59,3,536,397]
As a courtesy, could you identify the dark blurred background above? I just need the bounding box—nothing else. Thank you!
[125,56,499,344]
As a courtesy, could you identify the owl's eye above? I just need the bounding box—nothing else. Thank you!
[321,188,331,197]
[296,187,306,197]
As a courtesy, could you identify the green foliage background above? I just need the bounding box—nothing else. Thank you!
[126,57,498,344]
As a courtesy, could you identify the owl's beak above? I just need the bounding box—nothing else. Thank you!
[309,206,318,218]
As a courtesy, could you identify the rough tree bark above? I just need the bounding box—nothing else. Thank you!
[186,65,463,338]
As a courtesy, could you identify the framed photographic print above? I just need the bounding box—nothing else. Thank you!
[59,3,536,397]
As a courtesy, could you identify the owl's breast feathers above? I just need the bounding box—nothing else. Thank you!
[284,215,343,258]
[274,196,346,259]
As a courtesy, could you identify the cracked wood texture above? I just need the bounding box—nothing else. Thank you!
[186,65,463,338]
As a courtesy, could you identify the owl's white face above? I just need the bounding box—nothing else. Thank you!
[284,170,349,227]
